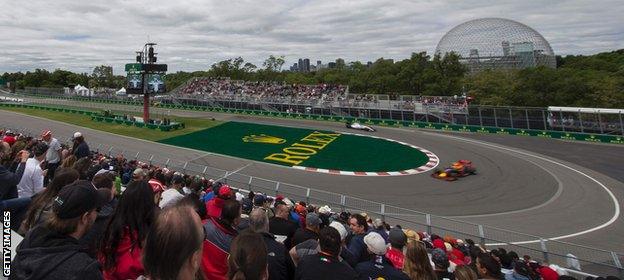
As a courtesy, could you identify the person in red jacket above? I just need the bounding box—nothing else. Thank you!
[201,199,241,280]
[206,184,232,218]
[98,180,156,280]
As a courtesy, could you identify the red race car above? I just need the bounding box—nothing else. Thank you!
[431,160,477,181]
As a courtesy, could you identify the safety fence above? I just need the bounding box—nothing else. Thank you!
[0,110,622,277]
[2,92,623,145]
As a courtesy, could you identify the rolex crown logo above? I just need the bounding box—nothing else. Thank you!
[242,134,286,144]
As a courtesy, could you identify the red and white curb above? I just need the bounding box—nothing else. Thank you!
[291,132,439,176]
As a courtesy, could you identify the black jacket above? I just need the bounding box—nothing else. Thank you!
[0,162,25,200]
[261,232,295,280]
[10,226,103,280]
[355,255,410,280]
[295,252,357,280]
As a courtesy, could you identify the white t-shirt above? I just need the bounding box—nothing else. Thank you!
[17,158,44,198]
[45,137,62,164]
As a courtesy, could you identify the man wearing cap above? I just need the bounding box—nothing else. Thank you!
[17,142,48,199]
[432,248,455,280]
[11,180,108,279]
[269,200,299,249]
[72,132,90,159]
[41,130,62,182]
[291,212,320,247]
[253,193,275,219]
[355,232,410,280]
[295,227,357,280]
[386,227,408,269]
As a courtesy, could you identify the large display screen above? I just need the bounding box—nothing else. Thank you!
[146,73,166,93]
[127,73,143,90]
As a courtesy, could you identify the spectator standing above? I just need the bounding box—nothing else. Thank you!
[17,142,48,198]
[41,130,62,182]
[291,212,320,247]
[355,231,410,280]
[248,208,295,280]
[159,174,185,208]
[347,213,370,263]
[386,227,408,269]
[295,227,357,280]
[142,204,205,280]
[202,199,241,280]
[98,180,156,280]
[72,132,90,159]
[10,180,108,279]
[0,149,28,200]
[269,200,298,248]
[403,241,437,280]
[19,168,79,235]
[227,232,269,280]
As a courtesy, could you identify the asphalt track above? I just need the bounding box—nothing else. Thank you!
[1,100,623,255]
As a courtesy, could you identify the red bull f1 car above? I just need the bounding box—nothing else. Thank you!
[431,160,476,181]
[345,122,376,132]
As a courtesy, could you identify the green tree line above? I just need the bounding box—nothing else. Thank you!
[3,50,623,108]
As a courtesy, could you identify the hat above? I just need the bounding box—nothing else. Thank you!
[433,238,446,250]
[305,213,320,227]
[388,228,407,247]
[431,248,450,268]
[275,195,284,201]
[52,180,108,219]
[133,168,147,177]
[253,194,266,206]
[329,221,347,241]
[241,198,253,213]
[318,205,332,215]
[172,175,184,184]
[73,132,82,139]
[218,185,232,198]
[372,218,383,228]
[235,192,244,202]
[148,179,164,193]
[363,232,387,255]
[444,242,453,252]
[41,130,51,138]
[159,189,184,209]
[295,204,306,214]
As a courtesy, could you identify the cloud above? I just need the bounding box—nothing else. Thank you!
[0,0,622,74]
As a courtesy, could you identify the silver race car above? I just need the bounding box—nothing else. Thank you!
[345,121,376,132]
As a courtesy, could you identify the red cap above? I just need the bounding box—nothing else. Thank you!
[41,130,51,137]
[218,185,232,198]
[148,179,164,193]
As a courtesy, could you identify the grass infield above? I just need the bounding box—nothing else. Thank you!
[159,121,430,172]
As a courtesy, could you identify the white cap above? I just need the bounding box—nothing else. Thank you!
[329,221,347,241]
[73,132,82,138]
[318,205,332,215]
[364,232,387,255]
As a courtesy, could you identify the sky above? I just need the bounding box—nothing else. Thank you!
[0,0,622,75]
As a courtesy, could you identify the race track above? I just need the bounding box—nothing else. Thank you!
[1,103,623,255]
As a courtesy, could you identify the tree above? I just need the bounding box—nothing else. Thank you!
[92,65,114,88]
[262,55,285,72]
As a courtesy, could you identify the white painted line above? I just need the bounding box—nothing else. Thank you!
[423,131,620,244]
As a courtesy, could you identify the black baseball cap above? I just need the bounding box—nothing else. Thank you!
[52,180,109,219]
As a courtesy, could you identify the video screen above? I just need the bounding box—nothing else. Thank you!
[147,73,166,93]
[127,73,143,90]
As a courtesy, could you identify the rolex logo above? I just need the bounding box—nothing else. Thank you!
[242,134,286,144]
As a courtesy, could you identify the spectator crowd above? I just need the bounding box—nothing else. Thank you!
[0,128,620,280]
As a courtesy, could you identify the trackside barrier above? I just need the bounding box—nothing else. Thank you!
[3,92,623,145]
[1,102,624,277]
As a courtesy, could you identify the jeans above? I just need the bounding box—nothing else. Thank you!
[0,197,32,232]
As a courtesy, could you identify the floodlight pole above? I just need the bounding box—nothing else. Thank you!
[140,42,157,123]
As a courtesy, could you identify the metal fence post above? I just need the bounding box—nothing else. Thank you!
[135,152,140,160]
[426,214,432,235]
[611,252,623,277]
[274,182,280,197]
[478,225,486,246]
[340,195,346,213]
[149,155,154,165]
[202,166,208,175]
[478,107,483,127]
[493,108,498,128]
[223,171,229,184]
[306,188,311,204]
[107,147,113,157]
[164,158,170,168]
[183,162,188,173]
[247,176,253,191]
[540,239,549,263]
[380,204,385,222]
[525,109,530,129]
[509,108,514,129]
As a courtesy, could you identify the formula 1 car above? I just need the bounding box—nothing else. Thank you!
[345,122,376,132]
[431,160,476,181]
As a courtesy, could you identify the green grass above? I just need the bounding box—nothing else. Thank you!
[0,107,222,141]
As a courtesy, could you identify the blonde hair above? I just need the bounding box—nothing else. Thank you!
[403,241,437,280]
[454,265,478,280]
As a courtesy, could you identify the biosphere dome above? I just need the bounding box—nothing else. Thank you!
[435,18,556,72]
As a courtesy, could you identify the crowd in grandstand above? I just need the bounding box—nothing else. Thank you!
[177,78,348,104]
[0,128,619,280]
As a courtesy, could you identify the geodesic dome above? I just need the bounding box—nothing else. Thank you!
[436,18,556,71]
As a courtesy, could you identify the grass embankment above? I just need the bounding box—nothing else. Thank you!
[0,107,222,141]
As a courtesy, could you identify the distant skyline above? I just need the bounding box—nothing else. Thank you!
[0,0,622,74]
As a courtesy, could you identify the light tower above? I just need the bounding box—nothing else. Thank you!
[125,42,167,122]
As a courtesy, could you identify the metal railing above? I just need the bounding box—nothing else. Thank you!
[0,119,622,277]
[6,90,623,136]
